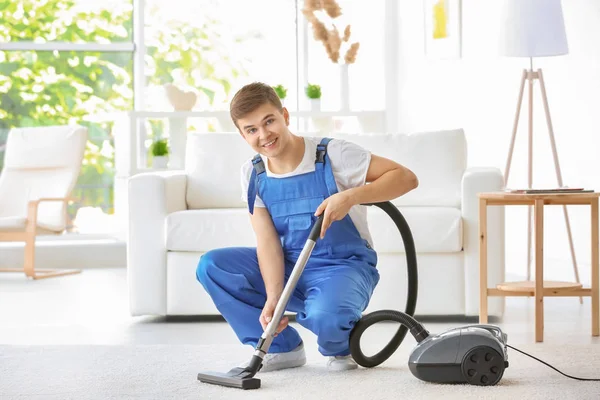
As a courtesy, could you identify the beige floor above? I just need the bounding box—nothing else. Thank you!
[0,267,598,349]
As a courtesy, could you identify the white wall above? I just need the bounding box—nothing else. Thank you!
[394,0,600,284]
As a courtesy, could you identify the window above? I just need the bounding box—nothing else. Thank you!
[143,0,299,113]
[136,0,299,144]
[1,0,390,235]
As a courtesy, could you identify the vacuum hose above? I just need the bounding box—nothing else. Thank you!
[349,201,429,368]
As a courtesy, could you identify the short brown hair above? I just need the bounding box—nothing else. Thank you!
[230,82,283,128]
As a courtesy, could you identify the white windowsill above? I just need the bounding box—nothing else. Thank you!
[96,110,386,120]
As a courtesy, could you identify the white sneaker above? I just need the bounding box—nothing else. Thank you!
[327,355,358,372]
[241,342,306,373]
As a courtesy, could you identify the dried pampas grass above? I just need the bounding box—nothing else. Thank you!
[302,0,360,64]
[343,25,351,42]
[305,0,323,10]
[323,0,342,18]
[344,42,359,64]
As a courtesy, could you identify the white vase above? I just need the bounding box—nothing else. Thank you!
[152,156,169,169]
[340,64,350,111]
[310,98,321,112]
[168,117,187,169]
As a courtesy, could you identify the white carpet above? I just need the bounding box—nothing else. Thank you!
[1,343,599,400]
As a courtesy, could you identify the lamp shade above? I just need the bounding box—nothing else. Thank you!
[500,0,569,57]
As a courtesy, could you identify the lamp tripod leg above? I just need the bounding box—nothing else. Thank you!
[527,69,534,282]
[505,70,534,283]
[537,68,583,304]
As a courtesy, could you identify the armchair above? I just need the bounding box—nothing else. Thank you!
[0,125,88,279]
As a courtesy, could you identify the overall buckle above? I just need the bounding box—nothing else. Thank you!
[316,144,326,163]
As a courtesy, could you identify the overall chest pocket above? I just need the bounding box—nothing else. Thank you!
[288,213,313,231]
[269,196,324,250]
[269,195,324,219]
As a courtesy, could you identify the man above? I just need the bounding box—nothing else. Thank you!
[196,82,418,372]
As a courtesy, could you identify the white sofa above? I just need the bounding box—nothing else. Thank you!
[127,129,505,318]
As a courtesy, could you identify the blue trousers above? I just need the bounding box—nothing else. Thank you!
[196,247,379,356]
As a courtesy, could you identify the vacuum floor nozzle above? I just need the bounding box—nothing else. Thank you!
[197,367,261,390]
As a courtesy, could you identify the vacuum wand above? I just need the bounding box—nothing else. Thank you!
[253,215,324,359]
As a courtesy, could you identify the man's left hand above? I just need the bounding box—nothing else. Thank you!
[314,192,354,239]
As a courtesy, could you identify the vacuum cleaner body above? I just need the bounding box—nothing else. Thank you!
[409,324,508,386]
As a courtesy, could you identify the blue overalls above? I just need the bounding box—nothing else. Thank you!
[196,138,380,356]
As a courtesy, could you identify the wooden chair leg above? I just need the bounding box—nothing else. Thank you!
[27,232,82,279]
[0,231,82,280]
[1,198,82,280]
[31,269,82,280]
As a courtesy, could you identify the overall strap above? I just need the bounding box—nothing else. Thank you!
[315,137,338,197]
[247,154,266,214]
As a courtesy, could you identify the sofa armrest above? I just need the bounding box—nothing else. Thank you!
[462,167,505,317]
[127,170,187,316]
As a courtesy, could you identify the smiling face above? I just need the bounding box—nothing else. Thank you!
[236,102,292,159]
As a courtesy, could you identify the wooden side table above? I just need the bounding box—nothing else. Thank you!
[478,191,599,342]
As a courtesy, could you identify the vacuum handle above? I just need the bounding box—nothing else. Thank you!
[308,214,324,242]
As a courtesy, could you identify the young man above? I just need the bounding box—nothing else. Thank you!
[196,82,418,372]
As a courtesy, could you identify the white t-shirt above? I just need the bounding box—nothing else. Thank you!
[240,136,374,247]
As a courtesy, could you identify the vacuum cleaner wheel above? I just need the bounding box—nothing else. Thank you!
[460,346,505,386]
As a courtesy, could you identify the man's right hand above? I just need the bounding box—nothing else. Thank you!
[260,297,288,336]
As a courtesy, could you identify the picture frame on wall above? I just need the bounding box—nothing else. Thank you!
[423,0,462,59]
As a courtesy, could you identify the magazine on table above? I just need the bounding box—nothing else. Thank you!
[503,187,595,194]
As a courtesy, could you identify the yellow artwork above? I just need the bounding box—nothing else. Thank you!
[424,0,461,59]
[432,0,448,39]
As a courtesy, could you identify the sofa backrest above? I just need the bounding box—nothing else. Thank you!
[185,132,255,209]
[185,129,466,209]
[331,129,466,207]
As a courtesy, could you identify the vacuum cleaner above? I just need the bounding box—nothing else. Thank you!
[198,201,599,390]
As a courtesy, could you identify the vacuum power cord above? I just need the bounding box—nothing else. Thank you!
[507,344,600,381]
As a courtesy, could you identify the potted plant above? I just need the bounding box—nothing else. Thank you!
[273,84,287,103]
[151,139,169,168]
[305,83,321,111]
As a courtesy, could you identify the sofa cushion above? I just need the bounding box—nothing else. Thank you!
[367,206,462,253]
[0,216,27,231]
[166,206,462,253]
[329,130,466,207]
[166,209,256,252]
[185,133,255,209]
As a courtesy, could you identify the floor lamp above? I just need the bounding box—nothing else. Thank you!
[500,0,583,302]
